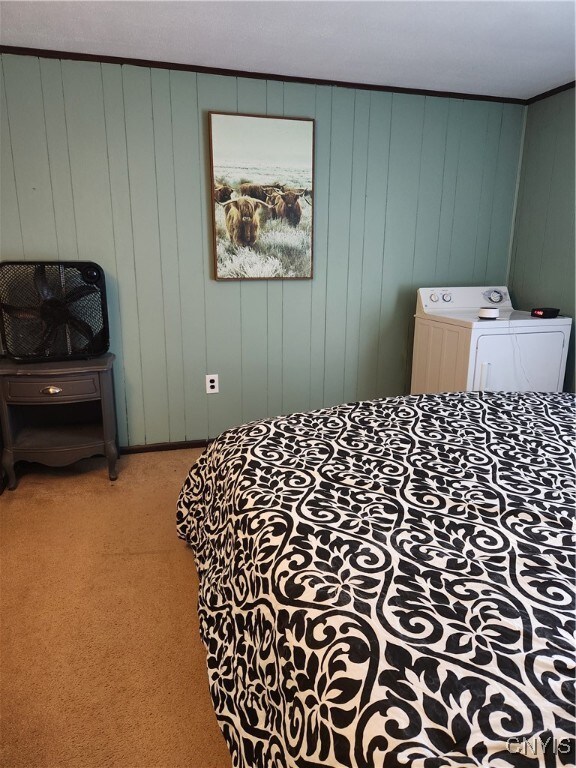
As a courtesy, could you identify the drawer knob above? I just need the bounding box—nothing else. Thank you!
[41,385,63,396]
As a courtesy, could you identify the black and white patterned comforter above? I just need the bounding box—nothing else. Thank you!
[177,391,575,768]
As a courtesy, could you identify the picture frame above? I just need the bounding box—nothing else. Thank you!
[209,112,314,280]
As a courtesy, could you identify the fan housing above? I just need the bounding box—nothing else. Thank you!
[0,261,110,362]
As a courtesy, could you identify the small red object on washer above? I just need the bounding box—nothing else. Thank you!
[531,308,560,318]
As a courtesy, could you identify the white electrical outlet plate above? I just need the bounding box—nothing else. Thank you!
[205,374,219,394]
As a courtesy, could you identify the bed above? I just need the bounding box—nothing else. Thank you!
[177,391,575,768]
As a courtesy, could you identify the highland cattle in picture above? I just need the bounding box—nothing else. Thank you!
[222,196,270,248]
[209,113,314,280]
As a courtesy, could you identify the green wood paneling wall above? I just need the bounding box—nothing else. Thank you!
[509,88,575,392]
[1,54,525,444]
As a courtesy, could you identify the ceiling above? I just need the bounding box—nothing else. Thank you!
[1,1,574,101]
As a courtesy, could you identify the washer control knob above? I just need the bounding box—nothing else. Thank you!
[488,290,504,303]
[429,293,439,302]
[442,293,452,302]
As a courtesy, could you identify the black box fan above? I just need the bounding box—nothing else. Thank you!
[0,261,110,362]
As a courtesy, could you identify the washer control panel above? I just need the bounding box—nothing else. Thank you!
[417,286,512,313]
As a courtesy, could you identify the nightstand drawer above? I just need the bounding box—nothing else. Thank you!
[4,374,100,403]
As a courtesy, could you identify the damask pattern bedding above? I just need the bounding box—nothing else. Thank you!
[176,391,575,768]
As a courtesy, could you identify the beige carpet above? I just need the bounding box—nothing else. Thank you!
[0,450,232,768]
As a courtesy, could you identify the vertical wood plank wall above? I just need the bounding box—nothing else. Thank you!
[1,54,525,444]
[509,88,575,392]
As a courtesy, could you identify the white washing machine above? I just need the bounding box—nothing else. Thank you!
[410,286,572,394]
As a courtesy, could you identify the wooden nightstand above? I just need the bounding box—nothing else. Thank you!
[0,353,118,491]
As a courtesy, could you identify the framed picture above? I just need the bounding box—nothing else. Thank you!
[209,112,314,280]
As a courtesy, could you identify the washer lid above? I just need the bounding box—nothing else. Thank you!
[421,308,573,328]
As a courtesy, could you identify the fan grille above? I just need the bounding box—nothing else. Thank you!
[0,262,109,361]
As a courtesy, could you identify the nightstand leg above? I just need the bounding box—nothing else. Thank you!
[100,367,118,481]
[2,450,17,490]
[106,442,118,481]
